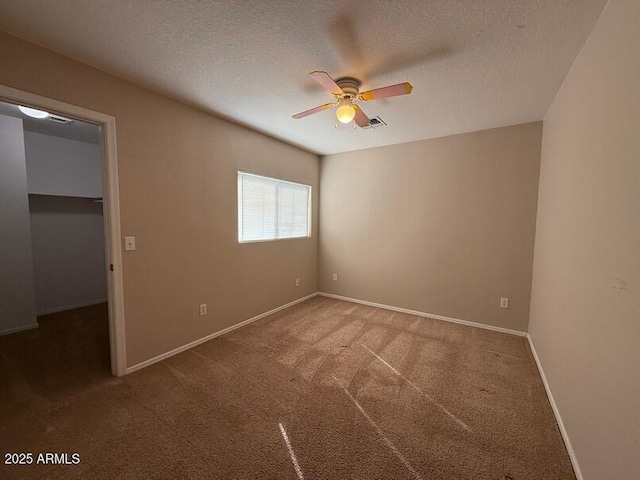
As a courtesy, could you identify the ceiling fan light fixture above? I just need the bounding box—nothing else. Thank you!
[336,102,356,124]
[18,106,49,119]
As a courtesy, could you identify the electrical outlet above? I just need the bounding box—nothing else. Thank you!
[124,236,136,251]
[199,304,207,316]
[500,297,509,309]
[332,273,338,282]
[295,278,300,287]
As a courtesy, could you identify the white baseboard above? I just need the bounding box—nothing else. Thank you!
[527,334,583,480]
[37,298,108,316]
[125,292,319,374]
[318,292,527,337]
[0,322,39,336]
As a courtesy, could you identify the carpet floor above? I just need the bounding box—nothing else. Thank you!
[0,296,575,479]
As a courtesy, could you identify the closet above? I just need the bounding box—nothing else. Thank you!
[0,104,106,335]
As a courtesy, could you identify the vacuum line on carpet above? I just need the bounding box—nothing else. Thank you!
[278,422,305,480]
[361,344,470,432]
[331,376,424,480]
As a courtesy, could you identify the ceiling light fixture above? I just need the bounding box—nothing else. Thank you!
[18,106,49,119]
[335,102,356,124]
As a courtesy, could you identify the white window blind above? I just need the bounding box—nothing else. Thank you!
[238,172,311,243]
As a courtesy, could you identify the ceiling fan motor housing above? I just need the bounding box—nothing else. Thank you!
[335,77,361,98]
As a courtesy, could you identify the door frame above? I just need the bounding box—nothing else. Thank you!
[0,84,127,376]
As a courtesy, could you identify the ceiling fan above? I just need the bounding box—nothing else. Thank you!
[292,71,413,127]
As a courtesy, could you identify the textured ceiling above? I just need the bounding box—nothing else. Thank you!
[0,0,606,155]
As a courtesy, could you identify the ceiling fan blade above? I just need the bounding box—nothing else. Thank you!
[353,104,370,128]
[358,82,413,101]
[328,14,364,72]
[366,45,451,79]
[292,102,336,119]
[310,71,343,95]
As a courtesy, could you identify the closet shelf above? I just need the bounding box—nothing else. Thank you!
[28,192,103,201]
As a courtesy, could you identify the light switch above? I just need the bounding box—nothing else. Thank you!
[124,236,136,251]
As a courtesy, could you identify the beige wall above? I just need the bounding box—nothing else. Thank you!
[529,0,640,478]
[319,122,542,332]
[0,32,319,367]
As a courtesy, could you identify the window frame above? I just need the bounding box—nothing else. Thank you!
[237,170,312,244]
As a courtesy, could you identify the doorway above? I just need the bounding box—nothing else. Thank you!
[0,85,125,376]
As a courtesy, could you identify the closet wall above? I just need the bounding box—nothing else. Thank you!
[0,114,37,334]
[24,131,107,315]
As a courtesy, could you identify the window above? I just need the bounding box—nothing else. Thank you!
[237,171,311,243]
